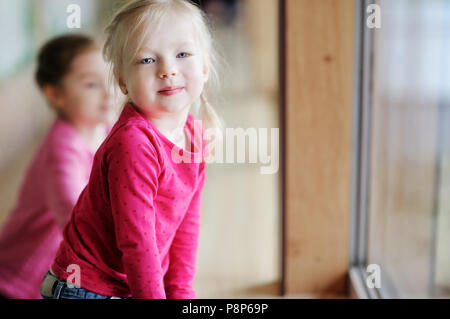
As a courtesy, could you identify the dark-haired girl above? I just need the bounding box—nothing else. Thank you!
[0,34,113,299]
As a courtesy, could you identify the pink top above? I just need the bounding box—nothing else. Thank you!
[0,118,105,299]
[51,103,207,299]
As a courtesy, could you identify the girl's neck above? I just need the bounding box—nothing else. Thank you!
[152,111,189,150]
[133,103,190,150]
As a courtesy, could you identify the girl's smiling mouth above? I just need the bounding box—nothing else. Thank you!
[158,86,184,96]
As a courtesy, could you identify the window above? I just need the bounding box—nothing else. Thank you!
[350,0,450,298]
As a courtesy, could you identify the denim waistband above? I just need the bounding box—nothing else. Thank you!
[42,270,130,299]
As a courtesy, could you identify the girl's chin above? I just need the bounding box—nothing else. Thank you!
[163,104,191,114]
[134,101,190,114]
[153,102,189,112]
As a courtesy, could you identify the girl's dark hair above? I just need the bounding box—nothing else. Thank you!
[35,34,98,89]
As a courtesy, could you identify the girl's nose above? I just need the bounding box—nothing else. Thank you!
[158,61,177,79]
[159,71,177,79]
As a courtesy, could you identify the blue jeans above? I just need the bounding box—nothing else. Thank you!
[40,270,129,299]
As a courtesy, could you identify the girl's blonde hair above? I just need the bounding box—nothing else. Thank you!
[103,0,224,148]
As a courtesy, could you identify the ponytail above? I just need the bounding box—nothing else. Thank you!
[199,92,224,160]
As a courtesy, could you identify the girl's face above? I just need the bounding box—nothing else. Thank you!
[51,49,113,126]
[119,12,209,118]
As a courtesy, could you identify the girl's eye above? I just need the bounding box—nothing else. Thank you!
[86,83,99,89]
[140,58,155,65]
[177,52,191,58]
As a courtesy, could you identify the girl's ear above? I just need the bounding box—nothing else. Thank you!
[118,77,129,95]
[42,85,65,110]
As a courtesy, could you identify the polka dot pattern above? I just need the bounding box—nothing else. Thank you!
[50,104,206,299]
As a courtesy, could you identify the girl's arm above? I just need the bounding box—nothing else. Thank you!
[45,138,88,230]
[164,161,206,299]
[107,125,166,299]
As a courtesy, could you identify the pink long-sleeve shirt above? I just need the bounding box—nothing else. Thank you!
[51,103,207,299]
[0,118,107,299]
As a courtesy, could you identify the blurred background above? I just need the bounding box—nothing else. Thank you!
[2,0,450,300]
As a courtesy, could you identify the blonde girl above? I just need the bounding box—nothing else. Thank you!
[40,0,223,299]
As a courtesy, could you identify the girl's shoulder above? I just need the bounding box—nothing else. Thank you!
[105,121,158,152]
[101,118,164,170]
[102,104,160,151]
[101,120,164,175]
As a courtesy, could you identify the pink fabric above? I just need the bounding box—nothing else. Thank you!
[0,118,105,299]
[51,103,207,299]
